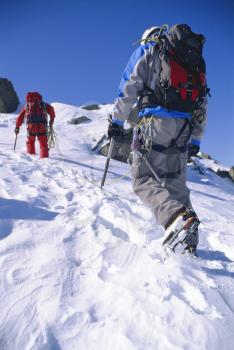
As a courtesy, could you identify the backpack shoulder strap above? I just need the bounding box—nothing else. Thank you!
[41,101,47,112]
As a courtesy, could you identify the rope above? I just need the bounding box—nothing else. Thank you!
[136,116,154,159]
[135,24,169,46]
[47,126,56,149]
[48,125,68,176]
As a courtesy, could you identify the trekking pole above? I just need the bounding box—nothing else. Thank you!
[13,134,18,151]
[101,138,115,189]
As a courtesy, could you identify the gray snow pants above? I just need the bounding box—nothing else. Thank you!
[132,117,198,243]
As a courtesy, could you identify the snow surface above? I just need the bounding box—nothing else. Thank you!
[0,103,234,350]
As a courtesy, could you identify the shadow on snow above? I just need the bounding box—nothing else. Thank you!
[0,197,59,221]
[197,249,233,263]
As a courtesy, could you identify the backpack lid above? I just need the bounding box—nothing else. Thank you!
[165,24,205,67]
[26,92,42,102]
[167,24,205,50]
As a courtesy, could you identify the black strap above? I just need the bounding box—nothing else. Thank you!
[27,115,47,124]
[152,166,182,179]
[152,143,188,153]
[186,72,193,100]
[28,131,47,136]
[151,118,193,154]
[169,119,193,148]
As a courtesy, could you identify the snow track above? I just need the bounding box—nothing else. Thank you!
[0,105,234,349]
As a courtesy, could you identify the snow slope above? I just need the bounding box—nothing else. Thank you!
[0,103,234,350]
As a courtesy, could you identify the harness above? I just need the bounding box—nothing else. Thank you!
[136,116,193,155]
[152,118,193,154]
[131,116,194,180]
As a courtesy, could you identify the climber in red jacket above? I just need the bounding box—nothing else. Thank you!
[15,92,55,158]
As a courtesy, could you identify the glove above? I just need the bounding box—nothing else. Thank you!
[108,115,124,140]
[188,143,200,157]
[14,127,19,135]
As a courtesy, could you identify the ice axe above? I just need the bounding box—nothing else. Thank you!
[13,133,18,151]
[101,137,115,188]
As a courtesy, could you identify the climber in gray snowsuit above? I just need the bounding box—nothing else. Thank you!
[108,24,208,255]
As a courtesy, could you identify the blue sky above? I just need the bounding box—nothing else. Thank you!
[1,0,233,166]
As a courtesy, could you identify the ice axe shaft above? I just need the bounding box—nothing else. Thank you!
[13,134,18,151]
[101,138,115,188]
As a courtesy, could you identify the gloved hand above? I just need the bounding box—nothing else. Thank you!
[108,115,124,140]
[14,127,19,135]
[188,143,200,157]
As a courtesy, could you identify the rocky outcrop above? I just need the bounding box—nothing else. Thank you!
[0,78,19,113]
[215,166,234,182]
[68,116,91,124]
[193,153,234,183]
[81,104,100,111]
[92,129,133,163]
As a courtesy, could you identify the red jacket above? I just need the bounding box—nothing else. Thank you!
[16,103,55,128]
[16,102,55,136]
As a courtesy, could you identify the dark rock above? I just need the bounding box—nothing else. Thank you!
[0,78,19,113]
[91,135,108,152]
[216,170,230,178]
[81,104,100,111]
[68,116,91,124]
[213,169,234,183]
[95,129,133,163]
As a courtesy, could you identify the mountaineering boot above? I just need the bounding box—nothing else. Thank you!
[162,209,200,256]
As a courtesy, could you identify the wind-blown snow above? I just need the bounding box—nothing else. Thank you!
[0,103,234,350]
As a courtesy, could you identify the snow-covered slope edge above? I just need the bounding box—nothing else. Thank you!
[0,103,234,350]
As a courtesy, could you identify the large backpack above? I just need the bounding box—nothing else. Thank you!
[140,24,209,114]
[25,92,47,124]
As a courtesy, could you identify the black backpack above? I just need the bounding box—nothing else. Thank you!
[139,24,209,114]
